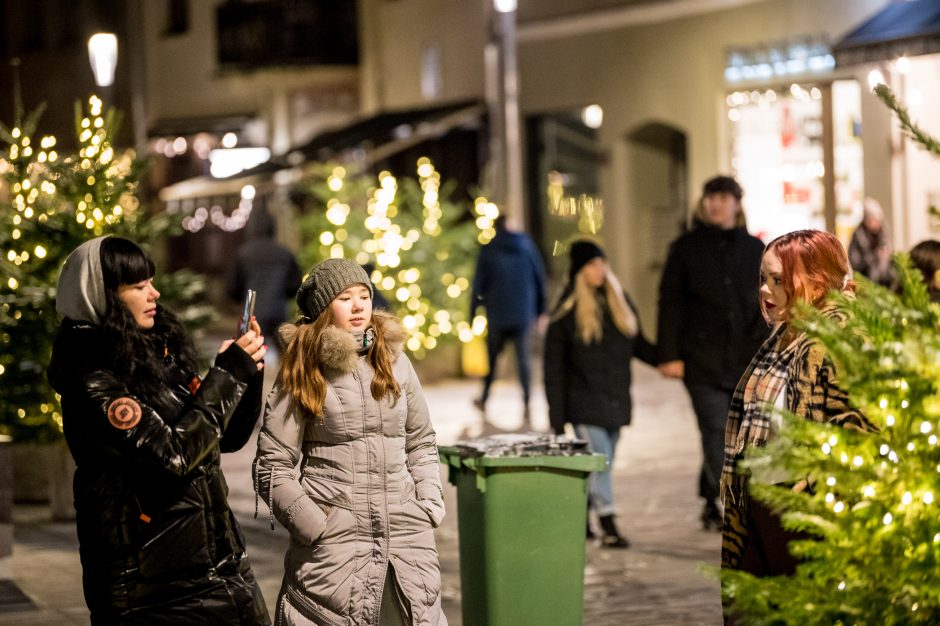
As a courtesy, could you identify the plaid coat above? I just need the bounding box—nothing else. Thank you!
[720,307,870,571]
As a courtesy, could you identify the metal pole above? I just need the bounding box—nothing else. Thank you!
[821,82,836,234]
[499,9,524,227]
[484,1,524,227]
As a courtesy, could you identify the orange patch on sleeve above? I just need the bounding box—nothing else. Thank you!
[107,397,142,430]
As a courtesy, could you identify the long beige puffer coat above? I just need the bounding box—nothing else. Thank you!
[254,311,447,626]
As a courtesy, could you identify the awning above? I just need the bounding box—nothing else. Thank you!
[148,113,256,138]
[834,0,940,67]
[286,98,485,164]
[158,99,485,203]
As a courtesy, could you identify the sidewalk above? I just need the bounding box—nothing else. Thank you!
[2,363,722,625]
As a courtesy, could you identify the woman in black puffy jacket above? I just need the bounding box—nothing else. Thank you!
[47,236,270,625]
[544,239,656,549]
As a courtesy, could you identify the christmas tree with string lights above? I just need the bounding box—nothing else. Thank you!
[297,158,495,359]
[0,96,205,442]
[721,84,940,624]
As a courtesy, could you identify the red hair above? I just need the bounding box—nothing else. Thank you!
[762,229,854,320]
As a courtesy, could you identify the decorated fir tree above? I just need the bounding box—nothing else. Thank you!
[722,84,940,624]
[297,158,495,358]
[0,96,207,442]
[722,260,940,624]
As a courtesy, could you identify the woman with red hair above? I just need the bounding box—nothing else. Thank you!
[720,230,870,587]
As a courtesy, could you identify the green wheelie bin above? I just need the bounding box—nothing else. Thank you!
[440,437,606,626]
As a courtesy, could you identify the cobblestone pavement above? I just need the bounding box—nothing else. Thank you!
[2,362,722,625]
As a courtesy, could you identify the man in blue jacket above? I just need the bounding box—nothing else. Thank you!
[470,215,547,420]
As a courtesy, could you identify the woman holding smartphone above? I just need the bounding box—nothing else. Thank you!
[48,236,270,624]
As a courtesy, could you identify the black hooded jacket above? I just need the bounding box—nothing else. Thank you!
[48,316,270,625]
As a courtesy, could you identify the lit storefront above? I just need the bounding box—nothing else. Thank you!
[723,37,865,244]
[833,0,940,250]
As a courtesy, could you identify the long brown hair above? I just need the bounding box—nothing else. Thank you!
[277,310,401,419]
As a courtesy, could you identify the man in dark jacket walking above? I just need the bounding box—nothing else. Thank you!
[228,207,302,345]
[656,176,768,530]
[470,215,547,418]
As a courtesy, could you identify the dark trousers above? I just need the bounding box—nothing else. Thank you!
[685,382,733,504]
[481,326,531,406]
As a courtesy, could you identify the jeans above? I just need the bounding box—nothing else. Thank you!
[574,424,620,517]
[480,325,531,406]
[685,383,733,505]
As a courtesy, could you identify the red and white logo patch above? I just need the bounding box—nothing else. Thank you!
[107,397,142,430]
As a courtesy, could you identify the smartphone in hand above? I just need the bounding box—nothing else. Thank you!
[237,289,256,336]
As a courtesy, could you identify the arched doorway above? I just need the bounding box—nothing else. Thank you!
[624,122,688,334]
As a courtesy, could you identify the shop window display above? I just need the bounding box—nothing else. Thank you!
[727,80,864,243]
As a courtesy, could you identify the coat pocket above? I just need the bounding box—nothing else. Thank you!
[137,492,210,578]
[300,475,355,544]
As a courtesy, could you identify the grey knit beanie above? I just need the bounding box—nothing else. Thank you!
[296,258,373,320]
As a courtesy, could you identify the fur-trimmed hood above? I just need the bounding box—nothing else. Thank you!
[277,309,406,374]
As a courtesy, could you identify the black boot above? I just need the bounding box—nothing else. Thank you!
[701,500,722,531]
[598,514,629,549]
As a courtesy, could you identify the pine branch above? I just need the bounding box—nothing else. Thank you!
[874,83,940,158]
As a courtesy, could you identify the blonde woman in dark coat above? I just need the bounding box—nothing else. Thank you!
[254,258,446,626]
[544,239,656,548]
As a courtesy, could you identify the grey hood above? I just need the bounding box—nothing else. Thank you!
[56,236,109,324]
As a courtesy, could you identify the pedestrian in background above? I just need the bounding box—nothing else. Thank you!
[908,239,940,303]
[254,258,447,625]
[656,175,768,531]
[48,236,269,624]
[848,197,893,287]
[720,230,870,592]
[228,206,302,349]
[470,214,547,420]
[544,239,656,548]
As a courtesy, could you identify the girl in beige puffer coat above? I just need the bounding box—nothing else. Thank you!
[254,258,447,626]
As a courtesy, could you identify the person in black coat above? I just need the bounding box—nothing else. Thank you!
[48,236,270,625]
[656,176,768,530]
[544,239,656,548]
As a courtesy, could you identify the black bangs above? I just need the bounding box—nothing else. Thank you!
[100,236,155,288]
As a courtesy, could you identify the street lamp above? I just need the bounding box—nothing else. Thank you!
[88,33,118,88]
